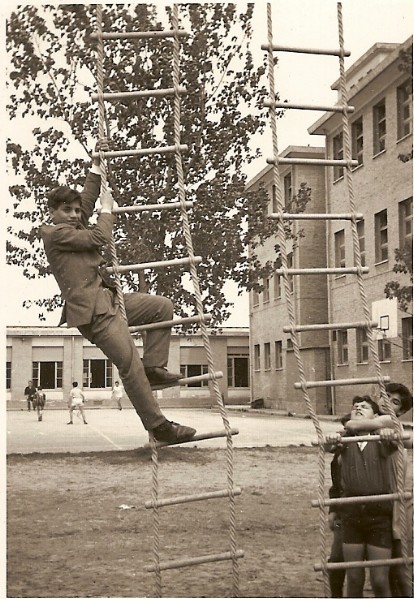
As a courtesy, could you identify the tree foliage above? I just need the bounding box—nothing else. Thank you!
[384,245,413,314]
[6,4,295,325]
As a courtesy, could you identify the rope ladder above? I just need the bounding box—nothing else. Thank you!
[92,4,243,597]
[263,3,412,596]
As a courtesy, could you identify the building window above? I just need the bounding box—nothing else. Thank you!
[263,276,270,303]
[180,364,209,386]
[333,132,344,180]
[254,344,261,370]
[83,359,112,388]
[284,173,292,207]
[334,229,346,270]
[274,269,281,299]
[373,99,386,154]
[402,317,413,360]
[357,220,366,266]
[337,331,348,365]
[227,356,249,387]
[375,209,388,262]
[378,338,391,362]
[252,286,259,307]
[32,361,63,389]
[271,184,277,213]
[351,117,363,166]
[397,79,412,139]
[6,362,11,390]
[264,343,271,370]
[357,329,369,364]
[275,341,283,369]
[399,197,413,250]
[287,253,294,293]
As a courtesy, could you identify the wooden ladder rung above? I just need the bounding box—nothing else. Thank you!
[107,256,202,274]
[114,201,193,214]
[294,376,391,390]
[145,487,242,509]
[312,432,410,447]
[92,144,188,160]
[270,212,363,221]
[91,86,186,102]
[265,100,355,113]
[145,549,245,572]
[311,491,412,508]
[146,428,239,449]
[90,30,189,41]
[276,267,369,276]
[283,320,377,333]
[261,43,350,57]
[267,157,359,168]
[129,314,212,333]
[314,556,414,572]
[179,371,223,385]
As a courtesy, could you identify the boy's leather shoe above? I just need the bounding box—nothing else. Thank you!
[152,420,196,444]
[144,367,184,387]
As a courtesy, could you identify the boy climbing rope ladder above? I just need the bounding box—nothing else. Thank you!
[39,141,196,444]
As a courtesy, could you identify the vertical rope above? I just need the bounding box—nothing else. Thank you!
[336,2,411,588]
[171,4,240,596]
[95,5,127,321]
[265,3,331,595]
[150,434,162,597]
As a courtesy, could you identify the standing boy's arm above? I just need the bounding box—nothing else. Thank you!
[345,414,393,433]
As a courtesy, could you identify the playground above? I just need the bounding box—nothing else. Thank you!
[6,409,413,597]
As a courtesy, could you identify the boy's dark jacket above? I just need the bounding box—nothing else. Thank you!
[40,172,115,328]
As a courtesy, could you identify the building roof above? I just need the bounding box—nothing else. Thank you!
[308,36,412,136]
[6,325,249,337]
[245,145,325,190]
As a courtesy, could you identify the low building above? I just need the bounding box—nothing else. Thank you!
[6,326,250,409]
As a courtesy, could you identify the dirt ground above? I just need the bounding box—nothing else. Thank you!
[6,446,413,598]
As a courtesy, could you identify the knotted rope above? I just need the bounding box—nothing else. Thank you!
[336,2,411,589]
[95,4,127,321]
[265,4,330,596]
[148,5,241,596]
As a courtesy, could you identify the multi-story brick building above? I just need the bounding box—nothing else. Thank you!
[309,37,413,415]
[246,146,331,414]
[6,326,250,409]
[248,37,413,418]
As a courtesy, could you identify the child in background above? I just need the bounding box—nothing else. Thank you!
[33,387,46,422]
[68,381,87,425]
[111,381,124,411]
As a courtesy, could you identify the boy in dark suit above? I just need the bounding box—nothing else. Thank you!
[40,146,196,444]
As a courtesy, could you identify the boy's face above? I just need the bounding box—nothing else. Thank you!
[50,199,82,225]
[350,400,376,420]
[377,392,403,416]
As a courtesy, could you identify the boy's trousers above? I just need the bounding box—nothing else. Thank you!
[79,288,173,431]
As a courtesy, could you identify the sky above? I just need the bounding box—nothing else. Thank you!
[1,0,413,328]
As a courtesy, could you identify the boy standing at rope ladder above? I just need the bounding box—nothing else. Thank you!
[344,383,413,597]
[39,145,196,445]
[325,395,398,598]
[327,383,413,597]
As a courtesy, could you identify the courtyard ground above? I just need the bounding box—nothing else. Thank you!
[6,409,413,598]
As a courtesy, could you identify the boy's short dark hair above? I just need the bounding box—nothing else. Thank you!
[72,381,78,387]
[352,395,380,415]
[47,186,81,209]
[385,383,413,414]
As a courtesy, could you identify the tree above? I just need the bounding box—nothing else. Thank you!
[384,245,413,314]
[6,4,294,325]
[397,44,413,164]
